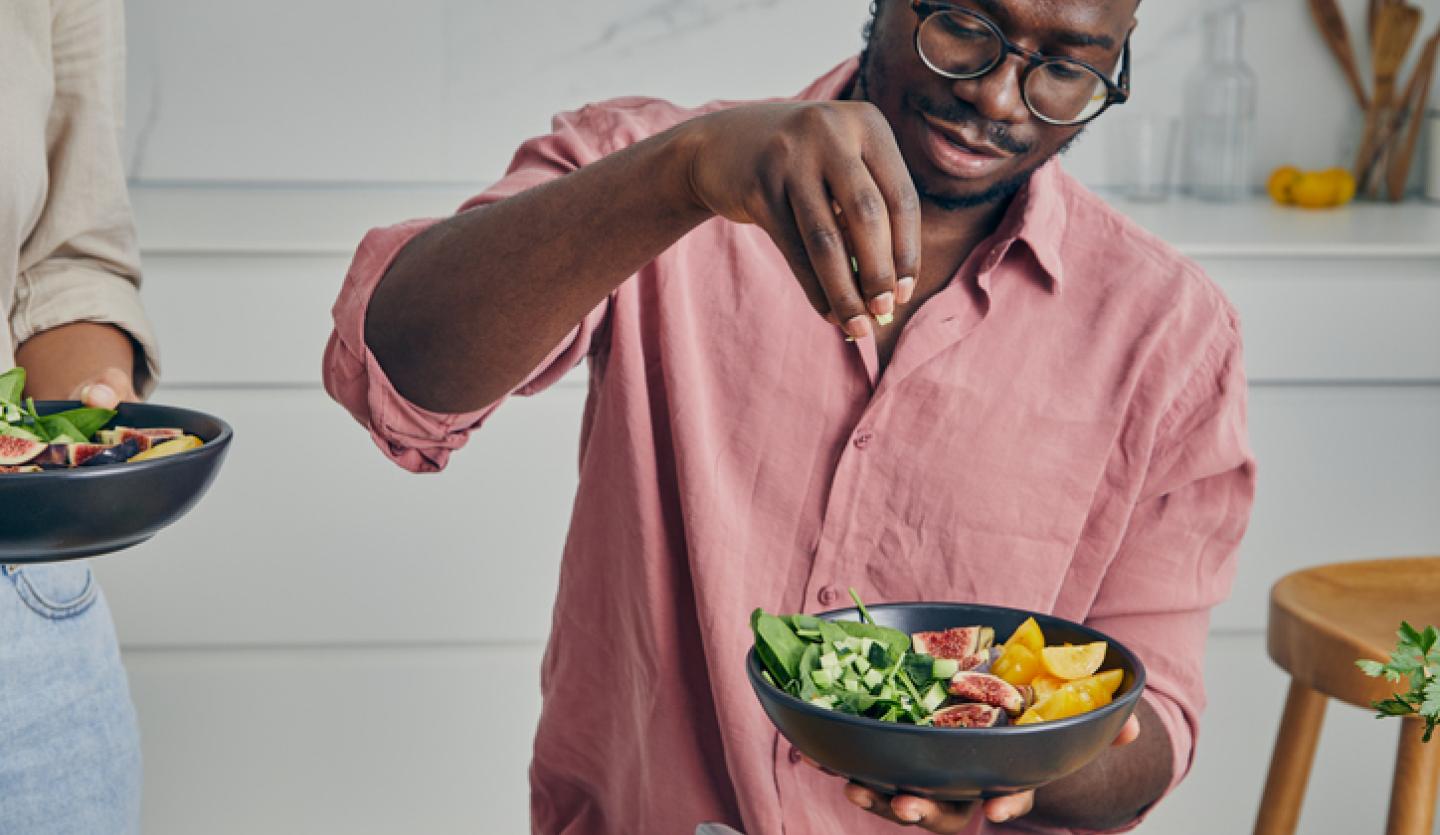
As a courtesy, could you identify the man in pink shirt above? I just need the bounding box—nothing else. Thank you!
[326,0,1255,832]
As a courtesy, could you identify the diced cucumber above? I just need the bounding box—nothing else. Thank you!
[920,681,948,713]
[860,637,875,657]
[867,642,891,669]
[862,668,886,690]
[843,636,864,653]
[931,657,960,680]
[811,668,838,688]
[819,652,840,671]
[844,676,861,693]
[853,656,872,675]
[810,695,837,710]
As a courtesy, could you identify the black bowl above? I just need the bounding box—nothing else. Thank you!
[0,401,232,562]
[746,602,1146,802]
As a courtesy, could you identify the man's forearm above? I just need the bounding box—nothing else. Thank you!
[364,122,713,414]
[14,322,139,399]
[1026,698,1174,831]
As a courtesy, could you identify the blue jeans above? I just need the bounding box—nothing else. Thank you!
[0,563,141,834]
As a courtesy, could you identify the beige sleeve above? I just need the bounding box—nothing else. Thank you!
[11,0,160,396]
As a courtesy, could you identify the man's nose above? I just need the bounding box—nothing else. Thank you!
[950,53,1030,126]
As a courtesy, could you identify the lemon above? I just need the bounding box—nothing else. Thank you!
[1290,172,1339,209]
[1323,168,1356,205]
[1267,166,1302,205]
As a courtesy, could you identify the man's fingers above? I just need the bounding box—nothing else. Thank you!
[1113,714,1142,747]
[862,139,923,306]
[891,794,977,832]
[72,367,135,409]
[844,783,978,833]
[791,186,870,339]
[983,790,1035,824]
[78,383,120,410]
[827,162,896,321]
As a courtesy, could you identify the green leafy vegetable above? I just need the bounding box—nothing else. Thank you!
[0,367,24,404]
[1356,621,1440,742]
[752,609,808,687]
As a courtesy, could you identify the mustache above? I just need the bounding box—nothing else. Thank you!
[908,93,1033,155]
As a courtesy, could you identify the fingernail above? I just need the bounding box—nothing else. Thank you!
[897,276,916,305]
[845,316,871,339]
[856,795,873,810]
[875,312,894,327]
[897,808,922,823]
[88,384,117,406]
[869,291,894,318]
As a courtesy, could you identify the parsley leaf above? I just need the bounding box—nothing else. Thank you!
[1357,621,1439,743]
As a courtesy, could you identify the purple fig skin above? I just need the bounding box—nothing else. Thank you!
[0,435,46,466]
[948,671,1027,715]
[79,438,142,467]
[932,703,1004,728]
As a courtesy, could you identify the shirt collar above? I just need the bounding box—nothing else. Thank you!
[800,57,1070,292]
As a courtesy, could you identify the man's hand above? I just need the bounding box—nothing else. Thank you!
[821,714,1141,832]
[682,102,922,339]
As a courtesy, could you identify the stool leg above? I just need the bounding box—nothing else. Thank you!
[1254,679,1328,835]
[1384,720,1440,835]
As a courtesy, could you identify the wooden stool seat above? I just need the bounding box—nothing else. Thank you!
[1256,556,1440,835]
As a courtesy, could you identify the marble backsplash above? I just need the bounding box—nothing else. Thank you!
[123,0,1439,188]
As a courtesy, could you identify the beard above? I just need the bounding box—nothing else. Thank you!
[856,3,1084,212]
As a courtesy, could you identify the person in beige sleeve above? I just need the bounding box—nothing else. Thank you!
[1,1,160,831]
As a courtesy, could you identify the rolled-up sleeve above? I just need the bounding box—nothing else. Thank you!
[323,108,616,473]
[12,0,159,394]
[1067,312,1256,833]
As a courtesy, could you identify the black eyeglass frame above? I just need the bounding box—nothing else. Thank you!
[909,0,1131,126]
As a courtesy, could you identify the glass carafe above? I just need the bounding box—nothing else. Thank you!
[1182,8,1258,201]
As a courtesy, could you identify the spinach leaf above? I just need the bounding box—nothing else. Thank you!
[0,367,23,404]
[836,620,911,659]
[752,610,807,687]
[42,407,115,441]
[37,414,86,444]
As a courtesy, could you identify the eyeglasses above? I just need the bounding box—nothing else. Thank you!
[909,1,1130,126]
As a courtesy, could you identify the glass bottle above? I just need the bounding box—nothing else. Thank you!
[1182,8,1258,201]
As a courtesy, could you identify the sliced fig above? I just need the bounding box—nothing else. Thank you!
[79,438,142,467]
[912,626,994,660]
[0,465,42,474]
[68,443,113,466]
[116,427,181,452]
[0,435,46,466]
[956,648,996,673]
[932,703,1005,728]
[948,671,1028,715]
[32,444,72,468]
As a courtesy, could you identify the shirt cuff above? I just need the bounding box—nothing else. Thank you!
[9,260,162,397]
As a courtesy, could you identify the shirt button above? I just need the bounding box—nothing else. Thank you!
[818,586,842,606]
[788,745,803,765]
[853,430,873,450]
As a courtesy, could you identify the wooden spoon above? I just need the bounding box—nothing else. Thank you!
[1353,4,1421,196]
[1309,0,1371,110]
[1386,27,1439,199]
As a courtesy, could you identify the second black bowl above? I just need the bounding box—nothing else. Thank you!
[0,401,232,562]
[747,602,1146,801]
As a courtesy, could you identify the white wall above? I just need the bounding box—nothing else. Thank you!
[103,2,1440,833]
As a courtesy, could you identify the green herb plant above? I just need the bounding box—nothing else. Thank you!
[0,367,115,444]
[1356,622,1440,743]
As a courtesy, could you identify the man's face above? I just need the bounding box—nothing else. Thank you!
[861,0,1135,210]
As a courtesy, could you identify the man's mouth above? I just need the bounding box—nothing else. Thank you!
[917,111,1016,179]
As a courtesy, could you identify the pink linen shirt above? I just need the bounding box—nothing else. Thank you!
[324,60,1255,835]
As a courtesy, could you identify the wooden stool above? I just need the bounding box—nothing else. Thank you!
[1255,556,1440,835]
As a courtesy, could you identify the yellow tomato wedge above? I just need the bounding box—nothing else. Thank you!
[1030,686,1089,722]
[1030,673,1067,703]
[1040,642,1107,681]
[1015,707,1043,725]
[1004,616,1045,655]
[129,435,203,463]
[992,643,1040,686]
